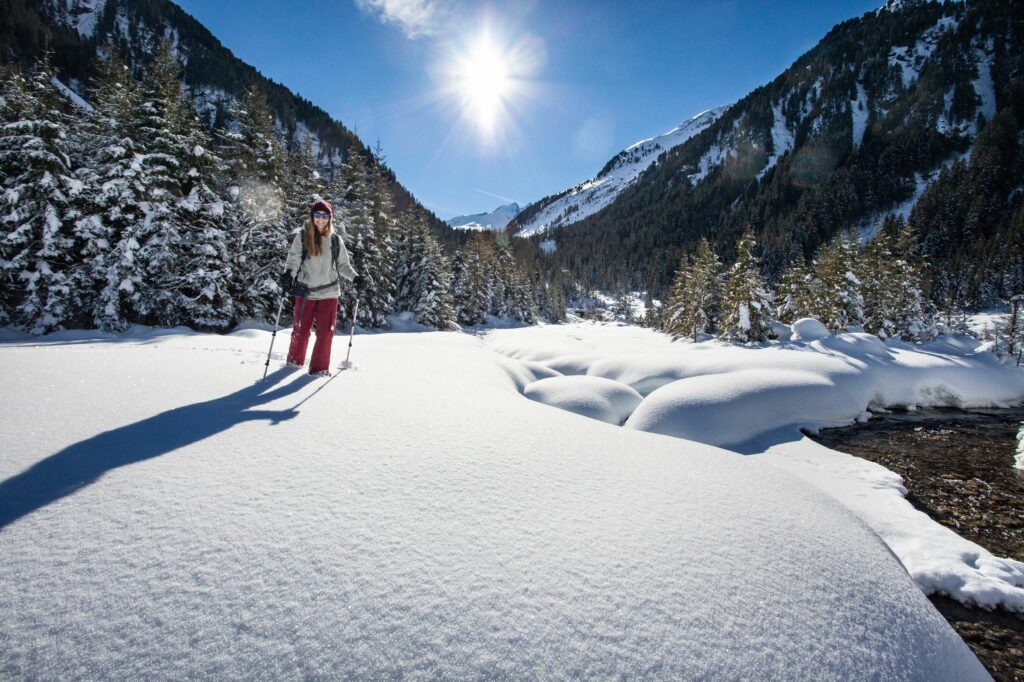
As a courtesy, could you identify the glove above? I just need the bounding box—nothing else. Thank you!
[279,271,294,291]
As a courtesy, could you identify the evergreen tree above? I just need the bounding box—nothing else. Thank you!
[493,238,537,324]
[663,239,722,342]
[452,234,491,326]
[281,135,324,231]
[394,210,456,329]
[775,257,814,325]
[719,230,774,342]
[128,39,234,330]
[80,45,148,331]
[808,231,864,333]
[220,85,287,322]
[0,61,84,333]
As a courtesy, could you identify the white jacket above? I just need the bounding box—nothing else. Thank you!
[284,229,357,300]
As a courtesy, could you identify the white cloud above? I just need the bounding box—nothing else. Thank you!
[354,0,458,39]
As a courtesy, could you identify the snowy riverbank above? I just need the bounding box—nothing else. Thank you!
[1,321,1017,678]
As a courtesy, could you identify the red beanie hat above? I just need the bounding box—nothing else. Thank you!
[310,199,333,219]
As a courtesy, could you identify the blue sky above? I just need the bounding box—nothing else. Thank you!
[174,0,881,220]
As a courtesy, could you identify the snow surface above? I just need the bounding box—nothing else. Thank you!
[0,324,990,678]
[516,107,727,236]
[486,322,1024,612]
[851,82,869,148]
[758,102,795,180]
[524,375,641,424]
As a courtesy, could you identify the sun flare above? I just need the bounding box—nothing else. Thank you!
[452,36,514,134]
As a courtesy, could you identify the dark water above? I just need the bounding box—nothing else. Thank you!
[811,408,1024,682]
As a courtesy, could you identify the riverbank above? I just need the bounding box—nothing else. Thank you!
[811,408,1024,681]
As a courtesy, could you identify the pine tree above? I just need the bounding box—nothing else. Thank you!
[220,85,287,323]
[80,45,148,331]
[394,210,456,329]
[492,236,537,323]
[281,135,325,232]
[127,39,233,330]
[719,230,774,342]
[662,239,721,342]
[808,231,864,333]
[452,234,491,326]
[775,257,814,325]
[0,61,84,333]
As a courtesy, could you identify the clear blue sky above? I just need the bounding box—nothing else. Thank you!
[174,0,881,220]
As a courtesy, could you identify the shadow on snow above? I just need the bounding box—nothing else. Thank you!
[0,367,313,531]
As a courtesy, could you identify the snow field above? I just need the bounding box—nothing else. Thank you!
[486,322,1024,611]
[0,325,988,678]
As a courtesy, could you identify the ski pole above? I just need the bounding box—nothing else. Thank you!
[341,299,359,369]
[263,295,288,380]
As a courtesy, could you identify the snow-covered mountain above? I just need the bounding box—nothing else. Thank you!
[512,107,727,237]
[447,202,520,231]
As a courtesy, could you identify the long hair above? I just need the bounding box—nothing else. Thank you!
[302,216,333,257]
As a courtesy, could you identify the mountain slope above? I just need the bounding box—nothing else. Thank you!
[0,0,463,245]
[526,0,1024,302]
[512,107,726,236]
[447,203,520,231]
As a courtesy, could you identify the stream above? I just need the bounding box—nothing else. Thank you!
[810,407,1024,681]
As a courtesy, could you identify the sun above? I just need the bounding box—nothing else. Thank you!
[451,35,514,134]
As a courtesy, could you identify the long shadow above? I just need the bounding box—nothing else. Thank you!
[0,367,313,531]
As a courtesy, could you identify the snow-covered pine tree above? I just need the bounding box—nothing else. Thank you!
[367,144,396,316]
[862,217,933,341]
[220,85,287,322]
[393,209,456,329]
[808,231,864,333]
[494,237,537,323]
[775,257,814,324]
[452,234,491,325]
[0,60,85,333]
[719,229,774,342]
[662,238,721,342]
[83,46,150,331]
[281,135,325,232]
[611,287,633,323]
[128,39,234,331]
[333,150,393,328]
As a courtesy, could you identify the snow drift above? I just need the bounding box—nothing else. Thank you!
[486,322,1024,613]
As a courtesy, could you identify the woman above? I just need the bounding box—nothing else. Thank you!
[280,199,357,376]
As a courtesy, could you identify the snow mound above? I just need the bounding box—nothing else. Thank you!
[624,369,854,447]
[486,322,1024,611]
[524,375,641,424]
[791,317,830,341]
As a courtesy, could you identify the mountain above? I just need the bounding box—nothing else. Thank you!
[512,108,727,237]
[447,203,521,231]
[0,0,464,247]
[520,0,1024,308]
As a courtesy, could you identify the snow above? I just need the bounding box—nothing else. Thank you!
[887,16,958,89]
[0,323,992,678]
[538,238,556,254]
[524,375,641,424]
[758,102,795,180]
[791,317,830,341]
[485,322,1024,612]
[516,107,727,236]
[972,46,996,124]
[851,82,869,148]
[51,77,94,113]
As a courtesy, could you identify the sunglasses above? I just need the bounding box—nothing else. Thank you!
[312,212,331,219]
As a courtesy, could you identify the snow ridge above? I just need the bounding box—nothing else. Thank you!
[515,107,728,236]
[447,203,521,231]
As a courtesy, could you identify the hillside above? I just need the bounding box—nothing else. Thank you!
[520,0,1024,306]
[0,0,463,246]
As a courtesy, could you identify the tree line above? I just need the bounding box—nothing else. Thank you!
[651,218,1024,360]
[0,42,562,335]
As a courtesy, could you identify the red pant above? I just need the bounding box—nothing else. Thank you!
[287,297,338,372]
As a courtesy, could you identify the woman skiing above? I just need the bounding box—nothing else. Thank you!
[280,199,357,376]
